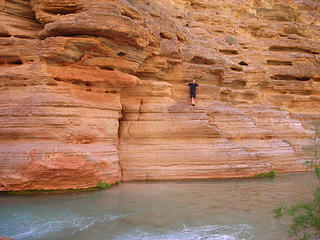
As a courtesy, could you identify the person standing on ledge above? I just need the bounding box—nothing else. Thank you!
[188,79,199,106]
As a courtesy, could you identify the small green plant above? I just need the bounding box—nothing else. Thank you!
[255,170,276,178]
[225,35,237,46]
[115,181,120,185]
[273,120,320,240]
[126,0,135,5]
[96,181,112,189]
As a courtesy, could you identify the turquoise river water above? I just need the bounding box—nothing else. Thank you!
[0,173,318,240]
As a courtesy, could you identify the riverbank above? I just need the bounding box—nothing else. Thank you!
[1,181,120,195]
[1,170,308,195]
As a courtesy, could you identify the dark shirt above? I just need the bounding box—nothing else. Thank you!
[188,83,198,93]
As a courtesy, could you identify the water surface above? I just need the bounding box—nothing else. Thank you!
[0,173,317,240]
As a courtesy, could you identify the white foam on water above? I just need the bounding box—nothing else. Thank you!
[71,213,132,235]
[7,213,132,240]
[114,224,254,240]
[11,228,35,240]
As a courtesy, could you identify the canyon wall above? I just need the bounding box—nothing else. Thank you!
[0,0,320,190]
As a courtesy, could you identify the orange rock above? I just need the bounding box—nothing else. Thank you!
[47,65,140,89]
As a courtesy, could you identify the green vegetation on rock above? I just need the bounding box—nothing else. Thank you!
[225,35,237,45]
[96,181,112,189]
[126,0,135,5]
[255,170,276,178]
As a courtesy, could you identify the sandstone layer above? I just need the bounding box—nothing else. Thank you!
[0,0,320,190]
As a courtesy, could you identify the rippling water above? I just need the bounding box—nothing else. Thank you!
[0,173,318,240]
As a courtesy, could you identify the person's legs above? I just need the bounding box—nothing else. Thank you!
[192,92,196,106]
[190,92,196,106]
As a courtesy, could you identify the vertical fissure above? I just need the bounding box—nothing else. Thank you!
[117,107,124,180]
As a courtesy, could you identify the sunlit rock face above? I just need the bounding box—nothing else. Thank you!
[1,0,320,190]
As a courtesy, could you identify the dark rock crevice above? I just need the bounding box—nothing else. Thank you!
[219,49,239,55]
[271,75,311,81]
[267,60,293,66]
[190,56,216,65]
[269,45,319,55]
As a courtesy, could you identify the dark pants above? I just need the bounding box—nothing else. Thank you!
[190,91,196,98]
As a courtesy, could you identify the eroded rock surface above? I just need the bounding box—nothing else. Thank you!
[1,0,320,190]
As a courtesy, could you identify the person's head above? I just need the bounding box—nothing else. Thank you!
[193,79,196,84]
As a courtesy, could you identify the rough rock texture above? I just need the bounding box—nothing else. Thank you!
[0,0,320,190]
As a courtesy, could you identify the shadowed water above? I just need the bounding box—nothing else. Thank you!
[0,173,317,240]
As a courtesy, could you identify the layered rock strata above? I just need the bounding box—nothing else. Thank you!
[0,0,320,190]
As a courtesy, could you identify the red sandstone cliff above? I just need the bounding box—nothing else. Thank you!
[0,0,320,191]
